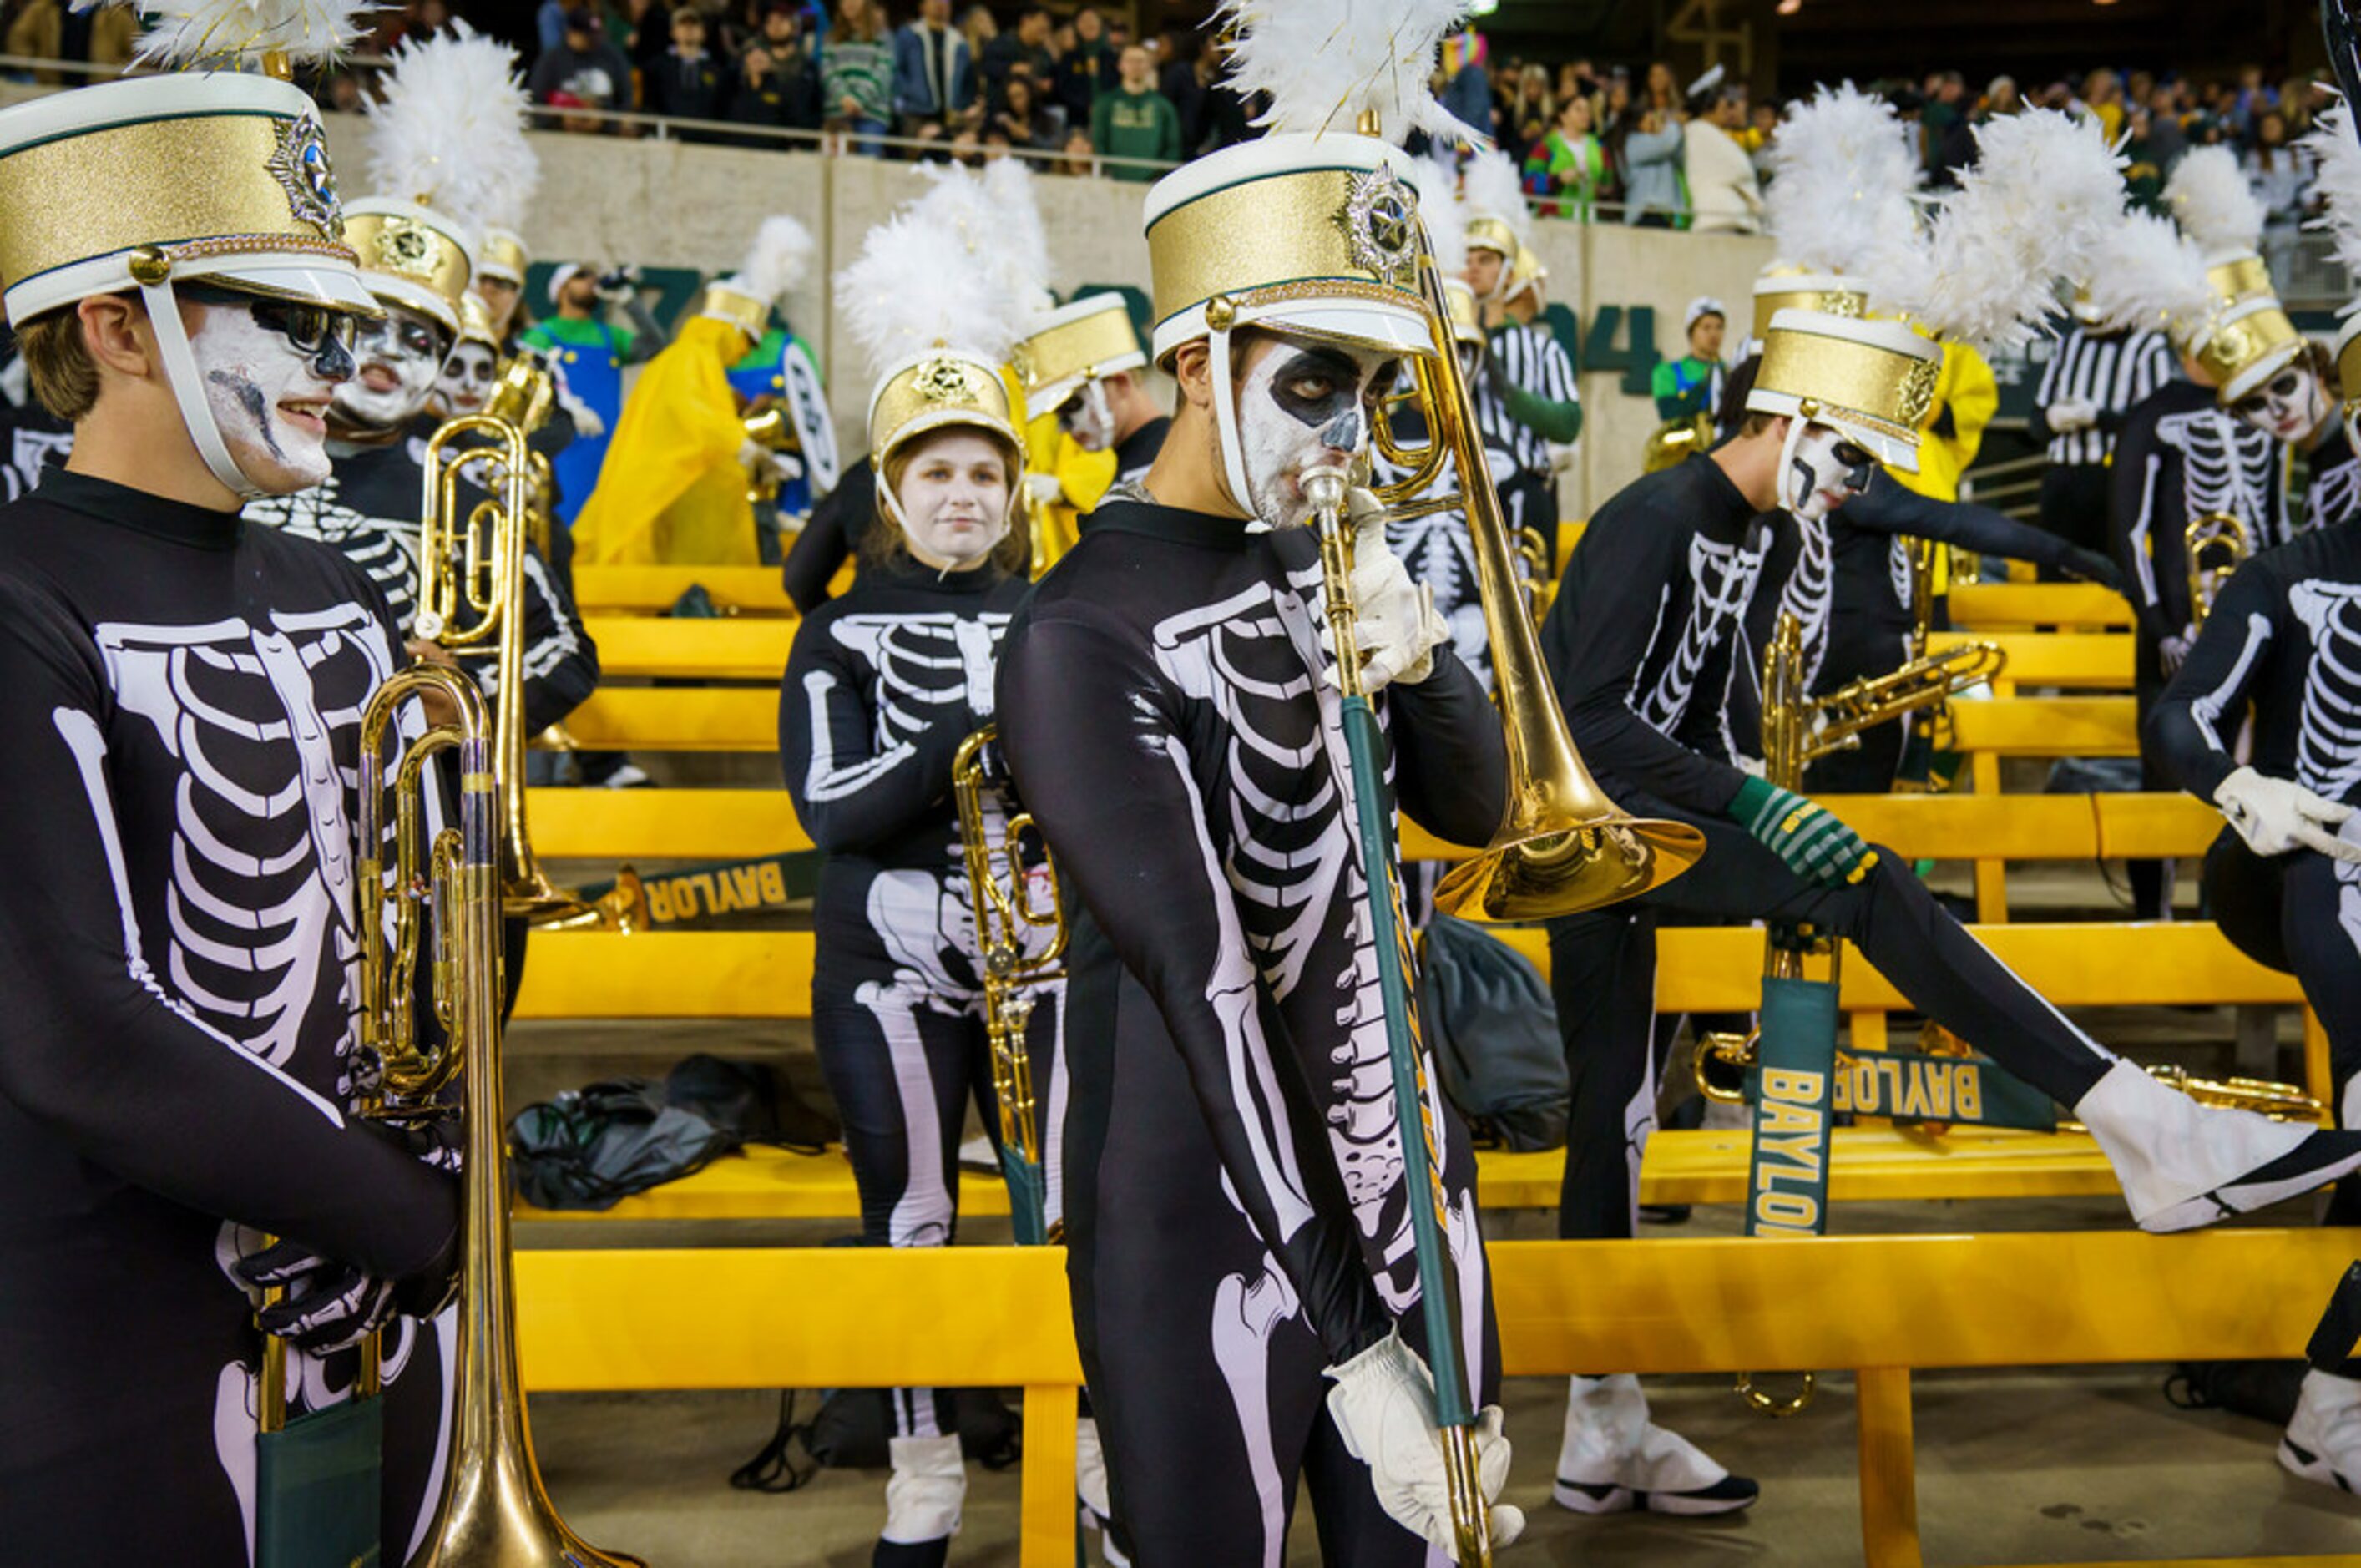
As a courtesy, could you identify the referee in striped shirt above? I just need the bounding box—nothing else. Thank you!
[1478,259,1585,559]
[2030,312,2175,579]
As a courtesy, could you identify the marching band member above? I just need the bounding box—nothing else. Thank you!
[1014,292,1166,565]
[572,218,814,566]
[2149,99,2361,1499]
[781,163,1064,1568]
[2091,211,2294,918]
[1463,146,1580,555]
[0,17,463,1556]
[245,26,599,753]
[1542,114,2361,1520]
[996,3,1524,1559]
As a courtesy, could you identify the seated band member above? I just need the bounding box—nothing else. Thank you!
[996,31,1524,1560]
[0,64,462,1561]
[2146,103,2361,1500]
[1541,306,2361,1513]
[781,164,1067,1568]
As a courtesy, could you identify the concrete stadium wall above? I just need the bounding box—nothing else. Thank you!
[278,105,1777,512]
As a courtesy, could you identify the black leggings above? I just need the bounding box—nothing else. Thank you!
[2035,463,2111,575]
[1551,787,2121,1239]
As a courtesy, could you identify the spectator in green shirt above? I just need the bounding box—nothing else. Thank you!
[1090,43,1180,182]
[1535,94,1610,222]
[1651,296,1727,421]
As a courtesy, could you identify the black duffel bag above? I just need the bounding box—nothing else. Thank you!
[1417,914,1568,1151]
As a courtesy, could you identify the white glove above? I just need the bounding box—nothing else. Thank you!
[1341,487,1449,692]
[738,439,802,484]
[1324,1331,1525,1552]
[767,450,804,484]
[1024,471,1065,508]
[2158,633,2191,675]
[2046,397,2099,433]
[569,402,605,439]
[2214,766,2361,862]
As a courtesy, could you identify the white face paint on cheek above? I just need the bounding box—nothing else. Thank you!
[1783,427,1858,523]
[189,306,338,489]
[1061,382,1115,451]
[437,343,497,414]
[1232,347,1377,529]
[334,316,444,429]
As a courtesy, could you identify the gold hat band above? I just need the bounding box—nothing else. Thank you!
[478,230,528,285]
[870,351,1019,464]
[1148,164,1420,336]
[1757,326,1939,445]
[1016,303,1142,397]
[0,109,341,307]
[703,282,768,343]
[1465,215,1518,256]
[1751,283,1867,344]
[2197,302,2301,391]
[344,208,472,318]
[2206,253,2274,309]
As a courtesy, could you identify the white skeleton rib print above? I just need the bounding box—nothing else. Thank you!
[801,610,1009,806]
[2288,579,2361,802]
[1636,529,1769,735]
[93,607,393,1070]
[2310,453,2361,539]
[2157,407,2283,542]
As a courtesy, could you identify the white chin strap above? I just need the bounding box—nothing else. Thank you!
[1206,326,1258,520]
[1774,414,1812,515]
[137,277,265,501]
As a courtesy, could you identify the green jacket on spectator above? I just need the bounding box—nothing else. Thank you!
[1092,84,1181,182]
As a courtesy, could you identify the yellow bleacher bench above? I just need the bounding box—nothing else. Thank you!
[1928,630,2130,688]
[512,1229,2361,1568]
[569,566,795,616]
[580,617,795,681]
[1948,582,2135,630]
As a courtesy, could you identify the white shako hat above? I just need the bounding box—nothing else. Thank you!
[1014,292,1146,421]
[1746,308,1939,473]
[1749,86,1920,347]
[0,73,375,326]
[2303,104,2361,412]
[341,196,477,336]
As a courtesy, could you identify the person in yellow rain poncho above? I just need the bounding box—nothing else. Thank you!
[574,215,815,564]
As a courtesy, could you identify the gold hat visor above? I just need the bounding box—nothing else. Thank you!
[0,74,370,324]
[868,347,1024,475]
[1016,293,1147,419]
[2200,297,2306,405]
[1751,270,1868,345]
[1144,134,1433,366]
[343,198,476,336]
[1746,307,1938,473]
[478,227,528,288]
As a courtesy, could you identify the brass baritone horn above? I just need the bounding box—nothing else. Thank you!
[1364,225,1705,921]
[352,665,649,1568]
[1643,411,1716,473]
[951,726,1067,1246]
[2187,511,2250,626]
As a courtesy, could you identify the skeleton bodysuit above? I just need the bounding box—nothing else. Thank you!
[245,434,599,736]
[2113,381,2289,652]
[2307,423,2361,539]
[2152,520,2361,1267]
[996,495,1509,1566]
[0,470,458,1561]
[778,556,1064,1445]
[1539,456,2122,1247]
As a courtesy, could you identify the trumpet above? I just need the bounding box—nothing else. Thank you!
[2187,511,2250,627]
[417,408,625,931]
[342,663,645,1568]
[1642,411,1716,473]
[951,726,1067,1247]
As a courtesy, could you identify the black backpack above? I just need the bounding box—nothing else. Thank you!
[1416,915,1569,1152]
[507,1055,835,1211]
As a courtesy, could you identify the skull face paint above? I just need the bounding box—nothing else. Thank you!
[331,303,449,432]
[186,294,356,493]
[435,341,498,419]
[2232,364,2330,444]
[1057,381,1115,451]
[1231,336,1395,529]
[1781,423,1876,522]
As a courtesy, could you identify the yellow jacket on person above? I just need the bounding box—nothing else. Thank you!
[573,317,759,567]
[1022,412,1116,576]
[1889,339,1998,595]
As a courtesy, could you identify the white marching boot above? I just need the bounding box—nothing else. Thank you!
[1551,1373,1759,1516]
[876,1433,966,1567]
[2074,1060,2361,1232]
[2282,1370,2361,1496]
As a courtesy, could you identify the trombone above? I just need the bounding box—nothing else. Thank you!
[417,405,638,932]
[2187,511,2250,627]
[951,726,1067,1247]
[258,664,645,1567]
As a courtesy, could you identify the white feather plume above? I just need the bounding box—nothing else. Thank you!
[2304,103,2361,297]
[2084,210,2217,340]
[1869,109,2126,351]
[109,0,372,69]
[365,21,536,236]
[978,157,1057,320]
[1459,144,1530,247]
[1762,83,1921,275]
[1217,0,1476,147]
[720,214,815,316]
[2165,144,2266,254]
[1406,153,1468,276]
[836,166,1042,378]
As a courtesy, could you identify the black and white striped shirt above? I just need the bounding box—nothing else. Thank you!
[2034,326,2174,468]
[1479,321,1581,474]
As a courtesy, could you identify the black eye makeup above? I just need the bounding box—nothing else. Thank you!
[1264,347,1366,428]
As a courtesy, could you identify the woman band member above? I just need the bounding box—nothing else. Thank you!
[780,163,1065,1568]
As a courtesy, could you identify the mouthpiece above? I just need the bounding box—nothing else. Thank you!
[1302,468,1348,513]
